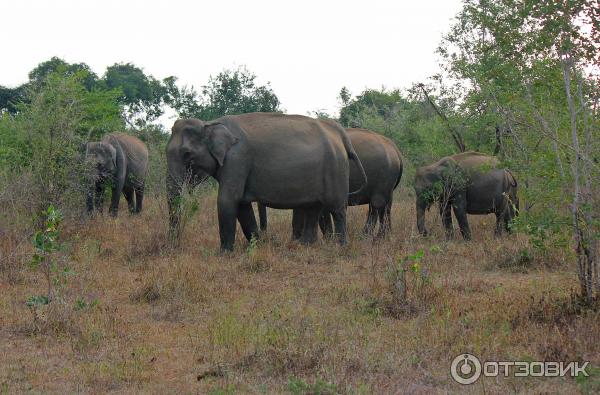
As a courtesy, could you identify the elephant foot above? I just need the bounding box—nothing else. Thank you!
[219,244,235,253]
[299,236,318,245]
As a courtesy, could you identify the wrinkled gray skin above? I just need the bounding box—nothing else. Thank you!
[415,151,518,240]
[166,113,367,252]
[85,133,149,216]
[257,128,403,238]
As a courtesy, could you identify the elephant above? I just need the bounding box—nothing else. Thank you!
[257,128,403,238]
[85,133,149,216]
[414,151,518,239]
[166,113,367,252]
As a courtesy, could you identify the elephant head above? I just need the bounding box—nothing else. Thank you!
[414,158,467,236]
[166,118,239,240]
[84,142,118,213]
[414,167,437,236]
[85,142,117,180]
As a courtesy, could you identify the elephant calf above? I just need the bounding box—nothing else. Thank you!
[415,151,518,239]
[85,133,149,216]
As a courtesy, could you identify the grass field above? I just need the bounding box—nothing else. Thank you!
[1,189,599,394]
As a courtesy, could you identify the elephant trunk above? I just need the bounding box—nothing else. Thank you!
[416,195,428,236]
[86,184,94,213]
[166,169,183,244]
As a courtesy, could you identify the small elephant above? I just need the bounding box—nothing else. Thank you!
[85,133,149,216]
[257,128,403,238]
[166,113,367,252]
[415,151,518,239]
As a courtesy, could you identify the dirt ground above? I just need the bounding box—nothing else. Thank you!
[1,191,599,394]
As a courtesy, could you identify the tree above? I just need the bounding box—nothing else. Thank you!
[190,66,281,120]
[28,56,98,91]
[102,63,174,128]
[0,84,27,115]
[0,70,124,222]
[438,0,599,302]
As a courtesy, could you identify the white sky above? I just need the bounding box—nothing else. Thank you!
[1,0,463,119]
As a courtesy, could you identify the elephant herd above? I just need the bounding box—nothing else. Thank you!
[84,112,519,252]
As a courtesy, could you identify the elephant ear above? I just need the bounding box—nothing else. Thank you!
[109,145,117,169]
[206,124,238,167]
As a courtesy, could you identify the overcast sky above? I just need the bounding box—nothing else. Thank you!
[2,0,463,118]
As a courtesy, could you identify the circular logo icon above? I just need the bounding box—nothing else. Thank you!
[451,353,482,385]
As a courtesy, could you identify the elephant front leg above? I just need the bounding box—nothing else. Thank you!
[86,186,94,214]
[123,186,135,213]
[237,203,259,242]
[292,209,304,240]
[494,213,504,236]
[134,183,145,214]
[257,203,267,232]
[440,201,454,239]
[416,198,428,237]
[452,194,471,240]
[217,194,239,252]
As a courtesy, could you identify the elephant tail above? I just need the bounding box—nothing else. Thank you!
[347,150,368,197]
[393,155,403,190]
[350,154,367,196]
[322,119,368,197]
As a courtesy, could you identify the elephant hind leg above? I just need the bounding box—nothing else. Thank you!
[362,204,378,236]
[123,185,135,214]
[376,201,392,238]
[319,211,334,238]
[299,206,321,245]
[331,208,349,245]
[134,183,145,214]
[237,202,259,242]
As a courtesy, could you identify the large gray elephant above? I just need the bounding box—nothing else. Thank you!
[257,127,403,238]
[85,133,148,216]
[166,113,367,252]
[415,151,518,239]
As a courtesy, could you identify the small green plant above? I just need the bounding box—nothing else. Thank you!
[247,234,258,258]
[287,376,337,395]
[386,249,433,316]
[29,205,72,303]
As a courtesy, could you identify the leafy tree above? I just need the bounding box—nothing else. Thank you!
[0,70,124,224]
[191,66,281,120]
[337,87,455,173]
[102,63,174,127]
[28,56,98,91]
[438,0,599,302]
[0,84,28,115]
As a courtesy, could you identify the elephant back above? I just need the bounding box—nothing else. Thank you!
[103,133,149,171]
[450,151,499,176]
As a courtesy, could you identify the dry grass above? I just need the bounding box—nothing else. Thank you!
[1,190,599,394]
